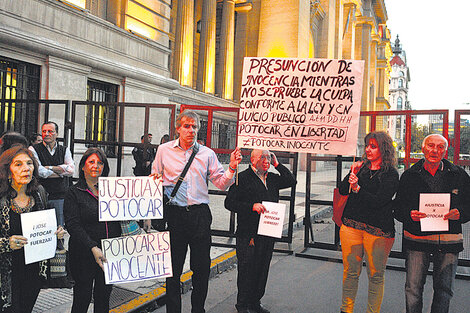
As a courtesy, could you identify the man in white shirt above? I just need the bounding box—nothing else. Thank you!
[30,121,74,228]
[152,110,242,313]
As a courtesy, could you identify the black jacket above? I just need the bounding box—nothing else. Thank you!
[224,163,296,237]
[339,165,399,237]
[64,180,121,254]
[394,159,470,252]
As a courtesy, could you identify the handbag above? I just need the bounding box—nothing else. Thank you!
[48,248,67,278]
[332,187,348,227]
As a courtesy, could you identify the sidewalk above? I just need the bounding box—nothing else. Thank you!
[32,244,236,313]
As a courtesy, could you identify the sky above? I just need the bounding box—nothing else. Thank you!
[385,0,470,120]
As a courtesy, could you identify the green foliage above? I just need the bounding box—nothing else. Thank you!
[410,122,430,153]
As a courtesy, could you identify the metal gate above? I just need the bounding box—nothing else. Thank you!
[296,109,470,275]
[69,101,176,177]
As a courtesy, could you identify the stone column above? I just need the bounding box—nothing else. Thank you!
[216,0,235,100]
[341,3,356,59]
[197,0,217,94]
[334,0,344,59]
[233,1,252,102]
[173,0,194,87]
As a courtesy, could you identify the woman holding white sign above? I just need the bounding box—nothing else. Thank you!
[64,147,121,313]
[338,131,399,313]
[0,146,65,312]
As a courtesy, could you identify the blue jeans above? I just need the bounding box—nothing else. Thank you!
[405,249,458,313]
[48,199,65,227]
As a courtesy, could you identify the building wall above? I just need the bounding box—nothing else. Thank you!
[1,0,393,173]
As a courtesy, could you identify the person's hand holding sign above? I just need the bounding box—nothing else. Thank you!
[9,235,27,250]
[444,208,460,220]
[253,203,266,215]
[410,210,427,221]
[91,246,107,271]
[229,147,242,172]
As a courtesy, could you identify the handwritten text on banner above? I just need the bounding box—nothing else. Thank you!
[102,232,172,284]
[99,176,163,221]
[238,57,364,155]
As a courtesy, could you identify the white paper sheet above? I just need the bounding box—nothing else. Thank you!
[419,193,450,232]
[257,201,286,238]
[21,209,57,264]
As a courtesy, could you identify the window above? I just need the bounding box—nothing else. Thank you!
[398,79,403,88]
[397,97,403,110]
[0,56,40,135]
[86,79,118,157]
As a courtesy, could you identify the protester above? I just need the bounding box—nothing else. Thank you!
[0,146,65,312]
[64,147,121,313]
[30,121,74,229]
[0,131,28,154]
[394,134,470,313]
[152,109,242,313]
[132,133,156,176]
[29,133,42,146]
[225,149,296,313]
[160,134,170,144]
[338,131,399,313]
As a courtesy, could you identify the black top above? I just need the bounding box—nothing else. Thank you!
[132,145,156,176]
[33,143,69,199]
[339,165,399,238]
[64,180,121,254]
[394,159,470,252]
[225,163,296,237]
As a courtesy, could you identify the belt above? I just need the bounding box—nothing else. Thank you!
[167,203,207,212]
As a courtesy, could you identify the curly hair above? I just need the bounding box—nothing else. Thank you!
[78,147,110,182]
[362,131,397,171]
[0,146,39,199]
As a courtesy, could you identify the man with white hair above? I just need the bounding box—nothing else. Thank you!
[225,149,296,313]
[395,134,470,313]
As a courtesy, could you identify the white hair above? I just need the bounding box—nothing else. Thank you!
[421,134,448,150]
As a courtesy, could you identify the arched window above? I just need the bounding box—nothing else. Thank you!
[398,79,403,88]
[400,71,405,77]
[397,97,403,110]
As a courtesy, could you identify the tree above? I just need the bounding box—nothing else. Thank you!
[410,122,430,153]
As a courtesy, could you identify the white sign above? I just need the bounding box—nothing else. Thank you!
[238,57,364,156]
[257,201,286,238]
[419,193,450,232]
[21,209,57,264]
[99,176,163,221]
[102,232,172,284]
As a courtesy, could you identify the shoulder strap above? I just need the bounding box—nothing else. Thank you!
[168,143,199,202]
[36,185,48,210]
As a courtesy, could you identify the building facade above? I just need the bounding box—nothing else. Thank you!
[1,0,392,172]
[388,35,411,150]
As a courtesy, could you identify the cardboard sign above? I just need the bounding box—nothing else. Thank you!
[238,57,364,156]
[21,209,57,264]
[102,232,172,284]
[257,201,286,238]
[99,176,163,221]
[419,193,450,232]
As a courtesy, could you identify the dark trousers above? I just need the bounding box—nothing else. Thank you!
[235,235,275,311]
[166,204,212,313]
[69,250,113,313]
[5,267,41,313]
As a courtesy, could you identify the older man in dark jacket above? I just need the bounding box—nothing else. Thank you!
[225,150,296,313]
[394,134,470,313]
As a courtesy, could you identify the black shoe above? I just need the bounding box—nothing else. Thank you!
[250,303,270,313]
